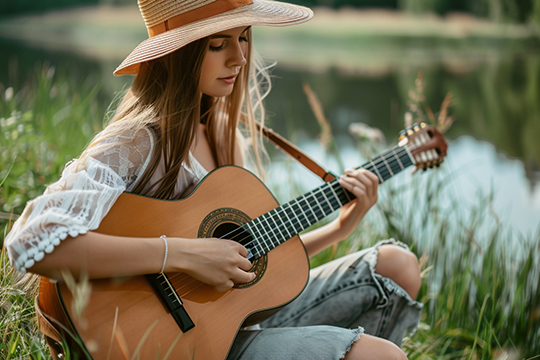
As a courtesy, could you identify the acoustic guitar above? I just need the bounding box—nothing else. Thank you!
[38,124,447,359]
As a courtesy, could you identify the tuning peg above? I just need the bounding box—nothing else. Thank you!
[405,126,414,137]
[398,129,407,142]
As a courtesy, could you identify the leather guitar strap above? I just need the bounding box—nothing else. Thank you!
[35,296,64,359]
[253,122,336,182]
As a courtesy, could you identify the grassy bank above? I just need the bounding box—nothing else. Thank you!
[1,64,539,359]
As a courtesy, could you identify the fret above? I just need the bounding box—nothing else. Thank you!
[297,197,318,224]
[317,188,334,212]
[284,203,302,231]
[370,160,384,183]
[390,160,402,176]
[243,222,262,257]
[307,192,327,219]
[280,205,299,235]
[240,143,419,259]
[328,182,344,207]
[381,156,394,177]
[291,199,312,228]
[271,209,293,239]
[377,154,394,182]
[262,215,280,248]
[333,180,352,203]
[253,218,272,252]
[255,217,270,251]
[404,146,415,165]
[267,210,284,240]
[245,219,264,254]
[322,185,341,210]
[392,148,405,170]
[276,209,294,238]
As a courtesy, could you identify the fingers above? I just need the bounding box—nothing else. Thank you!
[231,266,256,284]
[237,243,249,257]
[339,168,378,198]
[220,240,255,288]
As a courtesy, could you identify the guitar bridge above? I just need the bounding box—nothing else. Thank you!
[146,273,195,332]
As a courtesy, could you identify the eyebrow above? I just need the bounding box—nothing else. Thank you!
[210,26,251,39]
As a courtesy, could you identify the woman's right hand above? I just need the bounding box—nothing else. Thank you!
[172,238,256,292]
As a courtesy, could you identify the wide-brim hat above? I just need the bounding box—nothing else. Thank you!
[114,0,313,76]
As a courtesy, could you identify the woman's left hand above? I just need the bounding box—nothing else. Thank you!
[336,168,379,239]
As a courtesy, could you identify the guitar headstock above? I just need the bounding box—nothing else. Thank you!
[398,123,448,170]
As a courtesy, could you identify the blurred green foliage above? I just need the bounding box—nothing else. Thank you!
[0,0,539,25]
[0,63,106,245]
[1,65,539,359]
[0,0,98,17]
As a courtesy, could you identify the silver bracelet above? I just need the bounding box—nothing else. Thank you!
[160,235,168,274]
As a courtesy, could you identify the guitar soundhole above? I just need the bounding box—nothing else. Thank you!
[198,208,267,289]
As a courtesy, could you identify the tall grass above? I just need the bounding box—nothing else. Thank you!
[1,63,106,359]
[1,66,539,359]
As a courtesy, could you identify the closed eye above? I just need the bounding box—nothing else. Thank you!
[209,42,225,52]
[208,40,227,51]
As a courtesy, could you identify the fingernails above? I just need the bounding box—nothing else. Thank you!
[345,168,353,174]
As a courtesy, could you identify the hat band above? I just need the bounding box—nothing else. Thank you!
[148,0,254,37]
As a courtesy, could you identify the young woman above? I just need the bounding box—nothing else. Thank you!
[6,0,422,358]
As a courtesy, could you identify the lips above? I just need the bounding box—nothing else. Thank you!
[219,74,238,84]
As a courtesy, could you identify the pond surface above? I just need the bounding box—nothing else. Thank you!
[1,36,539,237]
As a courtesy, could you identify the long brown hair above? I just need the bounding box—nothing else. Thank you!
[81,28,269,200]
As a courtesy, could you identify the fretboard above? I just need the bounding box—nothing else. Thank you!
[235,145,415,261]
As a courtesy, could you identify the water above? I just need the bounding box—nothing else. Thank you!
[262,63,540,237]
[1,37,539,236]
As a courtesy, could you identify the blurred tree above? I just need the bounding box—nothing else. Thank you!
[532,0,540,29]
[0,0,98,17]
[398,0,437,14]
[0,0,537,24]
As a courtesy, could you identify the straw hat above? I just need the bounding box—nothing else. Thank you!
[114,0,313,76]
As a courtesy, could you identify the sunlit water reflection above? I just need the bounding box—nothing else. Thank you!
[1,38,539,237]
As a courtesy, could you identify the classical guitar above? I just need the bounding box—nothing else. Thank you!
[38,124,447,359]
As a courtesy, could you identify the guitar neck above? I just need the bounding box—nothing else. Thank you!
[243,145,415,260]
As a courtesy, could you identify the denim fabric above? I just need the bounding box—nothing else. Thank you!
[227,240,423,360]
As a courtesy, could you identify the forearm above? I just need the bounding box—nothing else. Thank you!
[28,231,255,291]
[29,231,172,281]
[301,168,379,257]
[301,218,347,258]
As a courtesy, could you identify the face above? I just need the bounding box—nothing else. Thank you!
[199,26,250,97]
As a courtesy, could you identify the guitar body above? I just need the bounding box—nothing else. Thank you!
[37,124,448,359]
[40,166,309,360]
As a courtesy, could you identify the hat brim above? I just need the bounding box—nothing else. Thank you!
[114,0,313,76]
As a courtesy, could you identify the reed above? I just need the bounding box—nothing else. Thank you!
[1,66,539,359]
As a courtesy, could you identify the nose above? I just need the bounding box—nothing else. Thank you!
[226,40,247,69]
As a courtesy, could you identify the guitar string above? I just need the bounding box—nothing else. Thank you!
[166,146,413,290]
[219,145,408,247]
[166,148,410,289]
[221,146,411,252]
[217,146,411,252]
[169,141,431,292]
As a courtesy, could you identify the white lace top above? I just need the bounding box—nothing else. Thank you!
[5,127,209,274]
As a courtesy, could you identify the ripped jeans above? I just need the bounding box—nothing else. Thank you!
[227,240,423,360]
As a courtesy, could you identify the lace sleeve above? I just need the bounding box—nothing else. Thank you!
[5,127,154,274]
